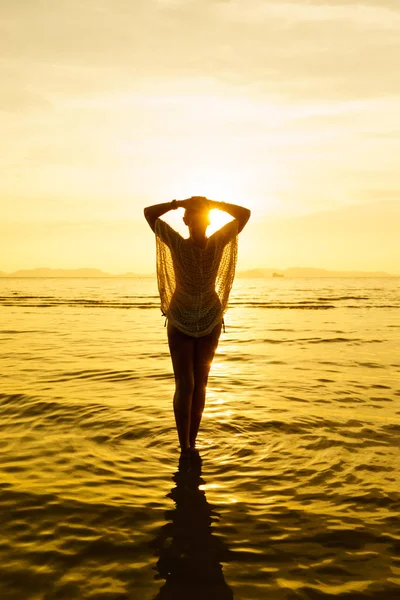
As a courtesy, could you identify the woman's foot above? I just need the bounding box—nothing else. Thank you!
[179,446,201,460]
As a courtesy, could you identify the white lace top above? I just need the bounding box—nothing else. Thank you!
[155,217,239,337]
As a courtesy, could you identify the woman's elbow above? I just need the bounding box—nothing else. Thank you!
[143,207,152,226]
[144,207,153,223]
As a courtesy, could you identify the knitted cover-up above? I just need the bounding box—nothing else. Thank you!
[155,217,239,337]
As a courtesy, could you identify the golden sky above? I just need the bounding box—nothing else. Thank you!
[1,0,399,274]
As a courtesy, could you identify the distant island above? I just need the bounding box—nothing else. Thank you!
[0,267,397,278]
[0,268,153,278]
[236,267,397,278]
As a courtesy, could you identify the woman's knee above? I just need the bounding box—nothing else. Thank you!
[194,371,209,390]
[175,376,195,397]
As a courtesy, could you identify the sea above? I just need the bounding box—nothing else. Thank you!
[0,276,399,600]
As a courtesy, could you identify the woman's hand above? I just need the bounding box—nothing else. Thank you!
[178,196,210,211]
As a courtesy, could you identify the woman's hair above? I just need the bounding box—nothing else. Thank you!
[184,206,210,227]
[184,206,209,218]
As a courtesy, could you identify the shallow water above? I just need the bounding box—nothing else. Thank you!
[0,277,399,599]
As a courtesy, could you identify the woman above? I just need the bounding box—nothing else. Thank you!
[144,196,251,458]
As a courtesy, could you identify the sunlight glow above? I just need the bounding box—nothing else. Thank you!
[173,166,247,209]
[208,208,231,235]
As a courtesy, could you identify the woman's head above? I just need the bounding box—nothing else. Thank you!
[183,207,211,231]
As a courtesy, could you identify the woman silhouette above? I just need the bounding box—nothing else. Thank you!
[144,196,250,458]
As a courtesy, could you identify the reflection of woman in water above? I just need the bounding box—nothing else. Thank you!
[150,456,234,599]
[144,196,251,457]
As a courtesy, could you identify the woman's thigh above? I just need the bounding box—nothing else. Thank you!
[194,321,222,385]
[167,322,195,385]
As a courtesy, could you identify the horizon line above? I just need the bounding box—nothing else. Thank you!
[1,266,399,278]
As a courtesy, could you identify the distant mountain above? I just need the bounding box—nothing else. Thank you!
[2,268,114,278]
[0,268,150,278]
[237,267,396,278]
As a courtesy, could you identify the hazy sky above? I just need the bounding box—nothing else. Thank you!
[1,0,399,273]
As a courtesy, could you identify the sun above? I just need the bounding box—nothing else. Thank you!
[207,207,231,235]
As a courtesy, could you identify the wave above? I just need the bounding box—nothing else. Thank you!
[318,295,369,301]
[260,336,384,345]
[0,296,160,309]
[0,296,335,310]
[231,302,335,309]
[1,293,399,310]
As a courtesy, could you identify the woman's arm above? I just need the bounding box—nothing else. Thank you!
[143,200,181,232]
[208,200,251,233]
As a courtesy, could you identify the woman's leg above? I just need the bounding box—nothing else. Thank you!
[190,321,222,448]
[167,322,195,453]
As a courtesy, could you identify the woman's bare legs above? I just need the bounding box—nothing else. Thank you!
[190,321,222,449]
[167,323,195,454]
